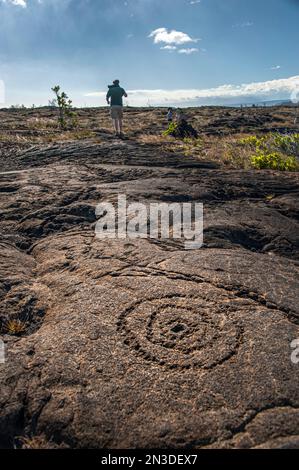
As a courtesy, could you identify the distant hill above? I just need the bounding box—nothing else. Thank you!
[231,99,295,108]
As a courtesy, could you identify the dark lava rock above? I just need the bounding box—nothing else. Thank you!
[0,131,299,449]
[169,120,198,139]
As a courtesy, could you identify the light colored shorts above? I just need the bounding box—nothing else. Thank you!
[110,105,123,119]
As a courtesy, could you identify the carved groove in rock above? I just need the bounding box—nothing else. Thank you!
[118,294,243,369]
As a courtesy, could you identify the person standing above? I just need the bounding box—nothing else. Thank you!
[167,107,174,123]
[106,79,128,137]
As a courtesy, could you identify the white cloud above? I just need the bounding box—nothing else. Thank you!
[190,0,201,4]
[160,45,177,51]
[149,27,200,46]
[178,48,199,54]
[1,0,27,7]
[85,76,299,107]
[271,65,281,70]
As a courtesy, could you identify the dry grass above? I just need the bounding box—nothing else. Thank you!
[0,129,98,145]
[26,117,58,130]
[137,134,167,145]
[0,106,298,169]
[201,134,255,168]
[136,132,256,168]
[137,133,177,147]
[0,133,31,144]
[44,129,98,142]
[16,435,53,449]
[3,319,27,336]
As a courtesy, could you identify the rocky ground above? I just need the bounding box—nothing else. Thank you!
[0,106,299,449]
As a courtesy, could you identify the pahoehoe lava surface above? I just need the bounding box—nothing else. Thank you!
[0,108,299,449]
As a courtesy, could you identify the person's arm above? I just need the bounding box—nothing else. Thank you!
[106,90,111,105]
[123,89,128,98]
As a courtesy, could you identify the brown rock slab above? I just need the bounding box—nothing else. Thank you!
[0,115,299,448]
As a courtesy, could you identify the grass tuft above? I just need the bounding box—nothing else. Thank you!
[3,319,27,336]
[16,435,52,449]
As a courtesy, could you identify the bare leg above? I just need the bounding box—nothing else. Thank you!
[112,119,120,135]
[119,118,123,134]
[116,120,121,134]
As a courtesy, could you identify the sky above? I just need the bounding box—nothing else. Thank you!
[0,0,299,107]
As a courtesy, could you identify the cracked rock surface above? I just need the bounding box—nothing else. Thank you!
[0,110,299,449]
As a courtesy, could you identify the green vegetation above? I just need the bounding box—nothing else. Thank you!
[163,122,178,136]
[238,133,299,171]
[239,133,299,155]
[251,152,298,171]
[51,85,78,130]
[162,122,299,171]
[239,135,267,150]
[182,137,203,157]
[272,133,299,155]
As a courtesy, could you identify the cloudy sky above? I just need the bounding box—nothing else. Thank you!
[0,0,298,107]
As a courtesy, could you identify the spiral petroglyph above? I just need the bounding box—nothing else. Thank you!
[118,294,244,369]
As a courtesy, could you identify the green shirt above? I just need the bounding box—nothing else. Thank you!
[106,85,127,107]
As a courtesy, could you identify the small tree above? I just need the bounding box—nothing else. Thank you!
[51,85,77,130]
[48,99,57,108]
[10,104,26,110]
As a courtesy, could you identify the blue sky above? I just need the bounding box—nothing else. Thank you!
[0,0,298,107]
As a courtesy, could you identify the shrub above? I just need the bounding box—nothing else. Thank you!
[51,85,78,130]
[163,121,198,139]
[239,133,299,156]
[10,104,26,110]
[163,122,178,136]
[237,132,299,171]
[251,152,298,171]
[272,133,299,156]
[239,135,267,150]
[182,137,203,156]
